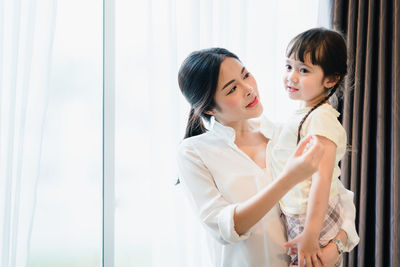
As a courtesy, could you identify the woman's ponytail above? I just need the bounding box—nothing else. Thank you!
[176,108,207,185]
[184,108,207,139]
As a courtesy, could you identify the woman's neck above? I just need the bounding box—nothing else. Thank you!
[222,119,259,137]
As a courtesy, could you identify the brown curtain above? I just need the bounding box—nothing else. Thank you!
[331,0,400,266]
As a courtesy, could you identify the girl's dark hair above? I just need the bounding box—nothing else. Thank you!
[286,27,348,143]
[178,48,240,139]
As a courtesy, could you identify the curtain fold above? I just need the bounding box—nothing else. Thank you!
[0,0,57,266]
[332,0,400,266]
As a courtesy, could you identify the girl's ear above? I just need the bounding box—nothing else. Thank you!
[323,75,340,89]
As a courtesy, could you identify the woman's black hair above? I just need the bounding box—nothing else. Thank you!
[286,27,348,143]
[175,48,239,185]
[178,48,240,139]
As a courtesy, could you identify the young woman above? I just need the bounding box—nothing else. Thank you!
[176,48,358,267]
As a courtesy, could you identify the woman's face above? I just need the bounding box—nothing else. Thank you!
[207,57,263,124]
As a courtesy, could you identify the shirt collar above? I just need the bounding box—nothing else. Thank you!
[209,115,274,143]
[209,116,236,142]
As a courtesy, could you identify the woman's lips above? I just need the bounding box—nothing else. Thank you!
[246,96,259,108]
[287,86,299,93]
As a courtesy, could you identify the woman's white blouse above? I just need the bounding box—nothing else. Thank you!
[176,116,359,267]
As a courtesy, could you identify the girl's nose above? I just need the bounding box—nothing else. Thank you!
[288,71,298,84]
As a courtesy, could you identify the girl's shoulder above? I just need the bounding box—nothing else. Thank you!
[310,103,340,118]
[305,103,344,131]
[302,104,347,148]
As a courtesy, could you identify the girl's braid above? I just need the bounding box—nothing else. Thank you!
[296,87,337,144]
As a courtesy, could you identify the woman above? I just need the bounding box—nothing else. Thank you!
[176,48,358,267]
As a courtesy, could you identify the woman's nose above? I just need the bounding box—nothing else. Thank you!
[245,84,254,96]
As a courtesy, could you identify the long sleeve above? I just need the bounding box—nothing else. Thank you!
[177,140,251,245]
[337,180,360,251]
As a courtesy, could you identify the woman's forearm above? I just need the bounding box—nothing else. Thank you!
[234,135,324,236]
[233,172,297,235]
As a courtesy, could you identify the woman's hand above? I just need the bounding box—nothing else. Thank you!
[282,135,325,185]
[318,242,340,267]
[318,229,347,267]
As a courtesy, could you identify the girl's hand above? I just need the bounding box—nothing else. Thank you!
[282,135,324,185]
[284,233,324,267]
[298,233,322,267]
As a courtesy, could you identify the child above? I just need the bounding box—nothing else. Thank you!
[269,28,349,267]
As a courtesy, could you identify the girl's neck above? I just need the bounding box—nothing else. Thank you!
[299,95,330,108]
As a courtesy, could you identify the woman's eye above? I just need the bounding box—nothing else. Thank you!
[285,64,292,70]
[243,72,250,79]
[227,86,236,95]
[299,68,309,73]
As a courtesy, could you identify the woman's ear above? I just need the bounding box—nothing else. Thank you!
[323,75,340,89]
[204,110,216,116]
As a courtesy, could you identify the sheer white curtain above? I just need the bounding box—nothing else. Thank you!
[114,0,329,267]
[0,0,57,266]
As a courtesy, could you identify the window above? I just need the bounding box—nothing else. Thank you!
[28,0,103,266]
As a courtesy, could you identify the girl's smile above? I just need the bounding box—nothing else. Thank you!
[283,55,337,107]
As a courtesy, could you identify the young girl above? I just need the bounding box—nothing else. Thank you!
[177,47,359,267]
[269,28,358,266]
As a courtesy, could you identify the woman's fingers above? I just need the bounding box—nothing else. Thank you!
[302,136,324,160]
[301,138,324,174]
[294,135,314,156]
[295,135,324,165]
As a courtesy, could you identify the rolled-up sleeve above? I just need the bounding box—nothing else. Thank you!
[177,140,251,244]
[337,181,360,251]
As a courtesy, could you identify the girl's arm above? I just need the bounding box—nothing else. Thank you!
[296,135,337,266]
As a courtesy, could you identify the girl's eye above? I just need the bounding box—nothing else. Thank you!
[299,68,309,73]
[243,72,250,79]
[285,64,292,70]
[227,86,236,95]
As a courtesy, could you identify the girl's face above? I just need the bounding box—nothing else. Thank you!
[207,57,263,124]
[283,54,337,107]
